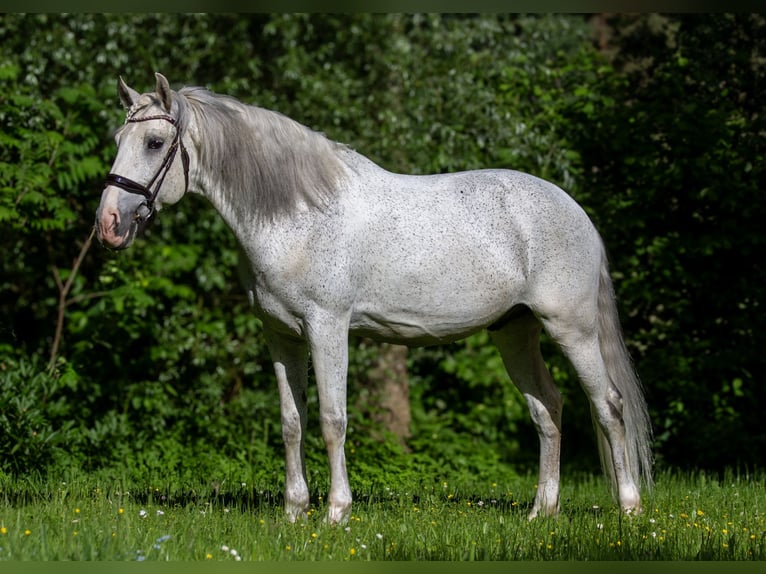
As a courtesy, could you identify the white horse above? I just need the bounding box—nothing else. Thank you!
[96,73,652,523]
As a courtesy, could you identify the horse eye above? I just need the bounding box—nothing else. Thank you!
[147,138,164,150]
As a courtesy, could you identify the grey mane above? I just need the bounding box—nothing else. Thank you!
[174,86,348,221]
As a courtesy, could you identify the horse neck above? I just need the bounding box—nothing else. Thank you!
[185,99,349,232]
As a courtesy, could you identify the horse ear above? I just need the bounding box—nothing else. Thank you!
[117,76,140,109]
[155,72,173,113]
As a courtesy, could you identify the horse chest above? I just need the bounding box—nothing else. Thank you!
[246,280,307,337]
[243,249,354,339]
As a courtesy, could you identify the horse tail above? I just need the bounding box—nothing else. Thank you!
[594,245,654,496]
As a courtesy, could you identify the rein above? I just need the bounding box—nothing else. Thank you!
[104,113,190,222]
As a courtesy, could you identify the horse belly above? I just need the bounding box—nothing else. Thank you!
[349,229,525,346]
[350,306,507,347]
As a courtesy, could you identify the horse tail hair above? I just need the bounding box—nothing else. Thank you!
[594,244,653,497]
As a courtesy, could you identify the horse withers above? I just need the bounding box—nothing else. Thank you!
[96,73,652,524]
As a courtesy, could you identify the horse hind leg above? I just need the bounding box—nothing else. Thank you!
[540,312,643,514]
[489,309,562,519]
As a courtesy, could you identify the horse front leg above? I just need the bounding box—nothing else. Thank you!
[307,317,352,525]
[265,328,310,522]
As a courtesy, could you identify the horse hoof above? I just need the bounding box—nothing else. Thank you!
[326,503,352,525]
[285,504,309,523]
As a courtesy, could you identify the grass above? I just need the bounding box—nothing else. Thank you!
[0,468,764,561]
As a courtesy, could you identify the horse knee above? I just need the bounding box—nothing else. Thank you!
[281,412,304,445]
[320,410,347,443]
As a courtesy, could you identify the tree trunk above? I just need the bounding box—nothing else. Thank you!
[358,342,411,448]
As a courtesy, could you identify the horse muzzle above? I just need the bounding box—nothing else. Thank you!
[95,195,153,250]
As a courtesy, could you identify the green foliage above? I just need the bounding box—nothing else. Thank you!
[0,67,105,233]
[406,332,531,472]
[0,14,763,484]
[559,14,766,468]
[0,356,76,474]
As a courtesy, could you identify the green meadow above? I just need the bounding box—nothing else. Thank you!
[1,470,763,561]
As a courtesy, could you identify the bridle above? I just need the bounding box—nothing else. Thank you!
[103,113,190,223]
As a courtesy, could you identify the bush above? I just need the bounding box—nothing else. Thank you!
[0,355,79,474]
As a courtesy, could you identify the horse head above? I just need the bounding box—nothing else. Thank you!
[95,73,190,249]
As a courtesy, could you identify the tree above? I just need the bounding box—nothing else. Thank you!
[563,14,766,468]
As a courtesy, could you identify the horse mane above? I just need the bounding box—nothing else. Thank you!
[174,86,348,221]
